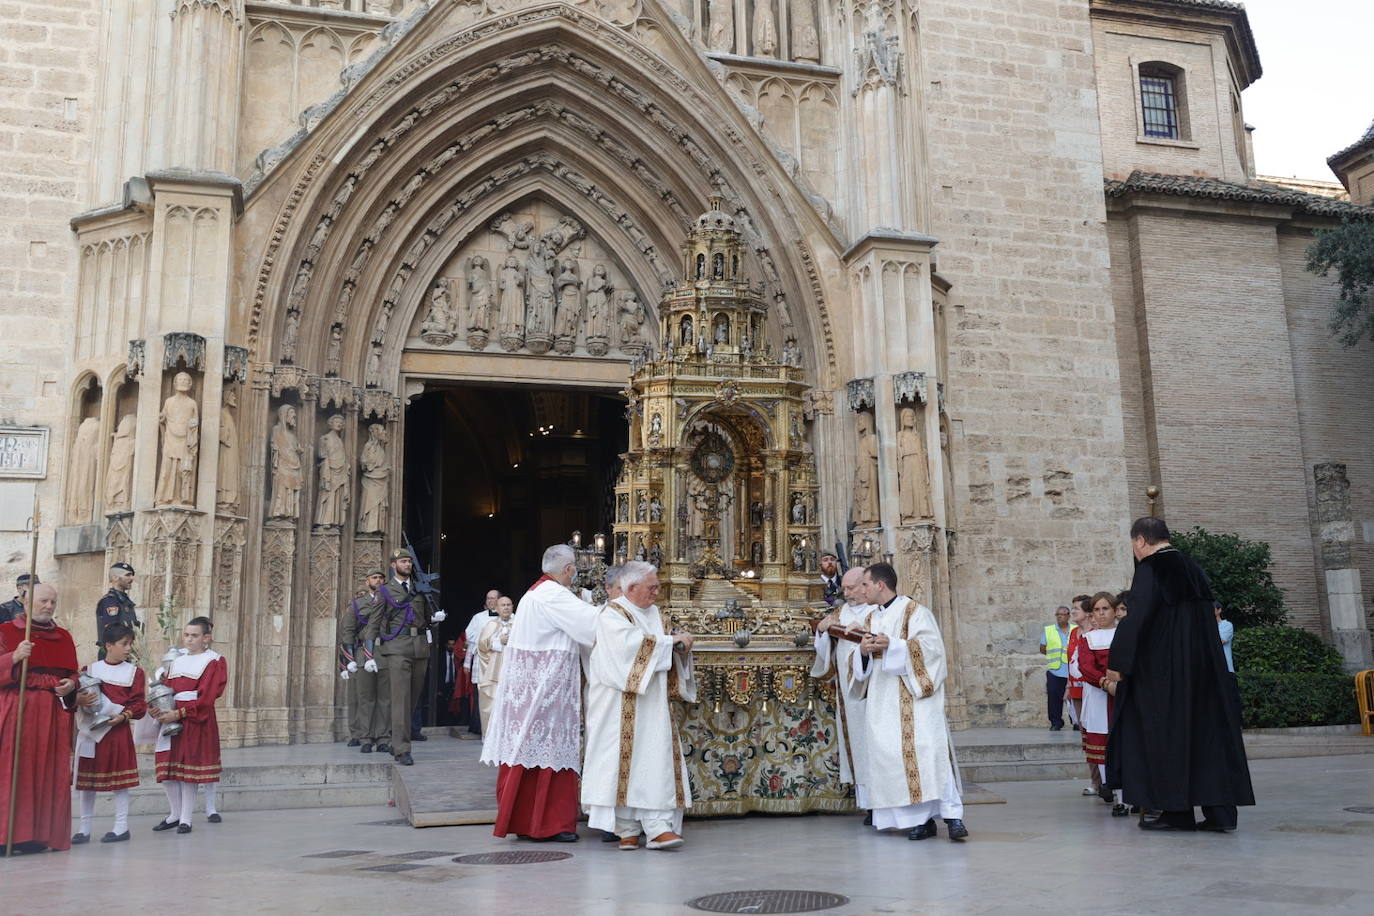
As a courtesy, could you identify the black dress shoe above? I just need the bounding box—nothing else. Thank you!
[176,823,192,835]
[530,831,579,843]
[944,818,969,840]
[1196,820,1234,833]
[1138,818,1194,832]
[394,752,414,766]
[360,743,373,754]
[863,811,873,826]
[1050,724,1063,731]
[601,831,621,842]
[207,813,222,824]
[376,743,391,754]
[411,733,428,742]
[71,833,90,845]
[1111,804,1131,817]
[100,831,130,843]
[152,819,179,832]
[347,738,361,747]
[908,818,938,841]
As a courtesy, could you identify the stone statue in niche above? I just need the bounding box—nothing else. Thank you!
[752,540,764,567]
[714,314,729,344]
[465,256,493,350]
[853,410,879,524]
[753,0,779,58]
[618,291,646,356]
[524,238,558,354]
[315,414,350,528]
[790,492,806,525]
[790,0,821,63]
[637,495,648,523]
[553,259,583,355]
[616,493,629,522]
[647,541,662,568]
[707,0,733,52]
[791,537,805,571]
[420,279,457,346]
[66,416,100,521]
[750,501,764,528]
[649,496,663,523]
[282,309,300,360]
[366,342,383,387]
[104,414,136,514]
[155,371,200,507]
[357,423,390,534]
[497,255,526,352]
[649,412,663,442]
[584,264,613,356]
[268,404,305,519]
[216,388,241,512]
[897,406,933,521]
[325,323,343,375]
[781,338,800,367]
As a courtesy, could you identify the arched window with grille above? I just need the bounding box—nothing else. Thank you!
[1138,62,1189,141]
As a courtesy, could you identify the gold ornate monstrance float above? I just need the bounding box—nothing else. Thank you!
[613,200,850,815]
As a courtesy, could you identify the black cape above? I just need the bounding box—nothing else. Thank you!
[1106,546,1255,810]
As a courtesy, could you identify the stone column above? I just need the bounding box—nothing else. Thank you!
[167,0,244,174]
[1314,462,1373,672]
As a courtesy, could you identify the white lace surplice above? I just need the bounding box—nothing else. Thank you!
[480,579,598,772]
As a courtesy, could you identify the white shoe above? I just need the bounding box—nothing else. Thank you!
[646,831,683,849]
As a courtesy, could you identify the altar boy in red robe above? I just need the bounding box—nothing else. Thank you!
[73,622,147,844]
[0,583,86,855]
[152,617,227,834]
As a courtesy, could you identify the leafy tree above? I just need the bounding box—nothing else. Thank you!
[1171,527,1286,628]
[1306,216,1374,347]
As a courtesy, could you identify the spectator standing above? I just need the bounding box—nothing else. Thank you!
[1215,602,1234,674]
[1039,607,1074,730]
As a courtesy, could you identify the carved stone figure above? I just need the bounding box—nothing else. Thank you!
[268,404,305,519]
[325,323,343,375]
[649,412,663,440]
[753,0,779,58]
[714,314,729,344]
[584,264,612,356]
[155,371,200,506]
[751,540,764,567]
[618,290,646,355]
[315,414,350,528]
[366,342,383,386]
[637,495,649,522]
[853,410,879,524]
[750,501,763,528]
[497,255,526,351]
[790,0,821,63]
[357,423,390,534]
[649,496,663,523]
[216,388,241,512]
[420,279,456,345]
[66,416,100,521]
[282,308,301,359]
[897,406,933,520]
[553,259,582,354]
[707,0,733,52]
[104,414,136,513]
[616,492,630,522]
[524,238,557,354]
[790,492,806,525]
[461,255,492,351]
[791,538,805,571]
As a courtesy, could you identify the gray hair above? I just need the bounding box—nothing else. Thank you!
[618,560,656,591]
[604,564,625,590]
[541,544,576,575]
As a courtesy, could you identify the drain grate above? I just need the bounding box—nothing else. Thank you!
[452,850,574,865]
[686,890,849,914]
[302,849,373,859]
[358,863,431,873]
[388,850,456,861]
[1344,806,1374,814]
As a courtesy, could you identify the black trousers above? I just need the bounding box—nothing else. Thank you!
[1046,671,1067,727]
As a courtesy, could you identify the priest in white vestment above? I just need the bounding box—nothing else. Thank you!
[481,545,598,841]
[850,562,969,841]
[581,561,697,850]
[810,567,874,810]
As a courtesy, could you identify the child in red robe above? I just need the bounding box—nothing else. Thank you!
[152,617,226,834]
[73,622,146,844]
[1077,592,1127,815]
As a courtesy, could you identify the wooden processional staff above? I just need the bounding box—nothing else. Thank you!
[3,496,40,858]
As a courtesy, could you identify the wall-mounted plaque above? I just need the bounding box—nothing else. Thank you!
[0,427,49,479]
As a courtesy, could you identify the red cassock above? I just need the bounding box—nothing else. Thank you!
[155,653,227,784]
[0,617,78,851]
[75,664,147,792]
[450,636,474,715]
[1076,639,1115,767]
[494,764,581,838]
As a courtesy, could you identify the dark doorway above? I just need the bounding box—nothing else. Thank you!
[402,383,626,726]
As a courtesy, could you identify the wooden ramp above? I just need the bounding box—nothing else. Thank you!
[393,730,499,827]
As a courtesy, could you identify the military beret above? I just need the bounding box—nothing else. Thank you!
[111,562,135,574]
[16,573,38,586]
[389,548,413,562]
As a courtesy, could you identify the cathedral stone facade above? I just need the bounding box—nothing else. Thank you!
[1,0,1370,743]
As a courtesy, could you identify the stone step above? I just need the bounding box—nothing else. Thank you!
[959,759,1087,784]
[82,780,391,818]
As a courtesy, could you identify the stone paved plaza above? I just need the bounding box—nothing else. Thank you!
[3,752,1370,915]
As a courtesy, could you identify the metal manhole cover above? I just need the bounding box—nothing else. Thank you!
[452,850,574,865]
[302,849,372,858]
[1344,806,1374,814]
[358,863,431,873]
[686,890,849,914]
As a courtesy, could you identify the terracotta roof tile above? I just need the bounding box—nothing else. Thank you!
[1104,170,1374,219]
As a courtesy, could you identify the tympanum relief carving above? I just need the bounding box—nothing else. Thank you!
[410,201,654,360]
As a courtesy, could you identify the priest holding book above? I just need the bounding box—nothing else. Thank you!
[810,566,875,811]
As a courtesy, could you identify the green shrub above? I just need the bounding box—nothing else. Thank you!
[1233,625,1346,675]
[1236,672,1359,728]
[1172,527,1286,628]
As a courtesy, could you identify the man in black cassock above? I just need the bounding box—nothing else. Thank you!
[1106,517,1254,832]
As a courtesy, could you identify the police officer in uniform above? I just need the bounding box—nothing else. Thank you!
[363,549,445,766]
[0,573,37,625]
[96,562,141,660]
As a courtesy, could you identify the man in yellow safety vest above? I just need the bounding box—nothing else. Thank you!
[1040,607,1075,730]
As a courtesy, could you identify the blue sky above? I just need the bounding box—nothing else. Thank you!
[1240,0,1373,180]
